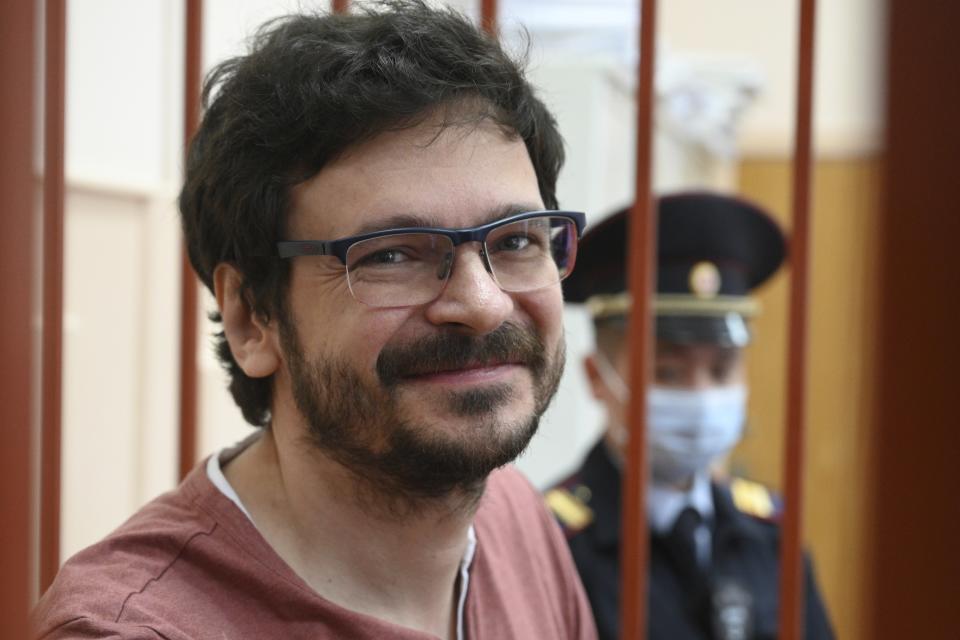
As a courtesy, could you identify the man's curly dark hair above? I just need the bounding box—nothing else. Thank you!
[179,0,565,427]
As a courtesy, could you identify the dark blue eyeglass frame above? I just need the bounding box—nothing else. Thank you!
[276,210,587,262]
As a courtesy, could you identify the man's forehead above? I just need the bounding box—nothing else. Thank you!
[346,203,545,236]
[290,199,545,240]
[286,121,541,239]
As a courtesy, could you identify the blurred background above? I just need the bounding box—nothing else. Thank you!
[4,1,957,639]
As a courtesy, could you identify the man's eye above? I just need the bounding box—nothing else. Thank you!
[355,248,411,267]
[712,364,734,383]
[712,351,740,382]
[496,234,533,252]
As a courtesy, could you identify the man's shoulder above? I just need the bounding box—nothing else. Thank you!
[33,468,221,637]
[544,470,595,538]
[719,476,783,524]
[481,465,540,513]
[542,442,618,539]
[476,465,567,546]
[711,476,786,556]
[486,463,533,489]
[472,467,599,639]
[33,615,165,640]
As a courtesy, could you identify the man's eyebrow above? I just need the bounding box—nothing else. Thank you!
[351,203,545,235]
[353,214,435,235]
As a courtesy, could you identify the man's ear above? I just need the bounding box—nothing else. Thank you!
[213,263,281,379]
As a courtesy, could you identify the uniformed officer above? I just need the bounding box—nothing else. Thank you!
[548,192,834,640]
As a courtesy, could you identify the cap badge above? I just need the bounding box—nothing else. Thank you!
[689,261,722,299]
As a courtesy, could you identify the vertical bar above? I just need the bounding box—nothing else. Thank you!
[179,0,203,480]
[621,0,658,638]
[866,0,960,637]
[332,0,350,14]
[40,0,67,594]
[0,0,39,631]
[480,0,497,35]
[779,0,817,638]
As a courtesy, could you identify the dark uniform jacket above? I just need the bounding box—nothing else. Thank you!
[548,441,834,640]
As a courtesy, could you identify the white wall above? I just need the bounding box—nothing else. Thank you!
[60,0,184,559]
[658,0,886,156]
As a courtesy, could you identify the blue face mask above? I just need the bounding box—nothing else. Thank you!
[647,386,747,484]
[592,352,747,484]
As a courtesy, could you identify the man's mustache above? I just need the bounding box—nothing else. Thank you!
[376,322,547,387]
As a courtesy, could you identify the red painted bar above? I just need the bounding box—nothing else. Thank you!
[866,1,960,637]
[0,0,39,631]
[480,0,497,35]
[179,0,203,480]
[620,0,658,638]
[332,0,350,14]
[778,0,818,637]
[40,0,68,595]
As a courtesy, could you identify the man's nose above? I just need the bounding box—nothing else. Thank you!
[423,244,513,334]
[688,364,716,390]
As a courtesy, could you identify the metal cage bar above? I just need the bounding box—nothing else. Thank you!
[0,0,41,631]
[480,0,497,35]
[178,0,204,480]
[620,0,658,637]
[779,0,818,637]
[40,0,68,595]
[866,1,960,636]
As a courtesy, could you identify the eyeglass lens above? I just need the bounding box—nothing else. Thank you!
[343,216,577,307]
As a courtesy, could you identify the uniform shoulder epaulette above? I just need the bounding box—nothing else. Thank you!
[545,481,594,537]
[730,477,781,521]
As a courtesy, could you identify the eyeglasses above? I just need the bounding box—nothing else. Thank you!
[277,210,587,308]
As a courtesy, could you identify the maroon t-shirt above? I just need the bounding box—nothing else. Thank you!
[34,460,597,640]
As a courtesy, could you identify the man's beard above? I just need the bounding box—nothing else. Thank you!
[279,318,565,508]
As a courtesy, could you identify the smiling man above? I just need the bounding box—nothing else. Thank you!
[33,3,596,639]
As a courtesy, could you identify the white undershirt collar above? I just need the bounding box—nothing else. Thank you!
[206,452,254,521]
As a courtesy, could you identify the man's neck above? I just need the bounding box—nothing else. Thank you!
[224,429,477,639]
